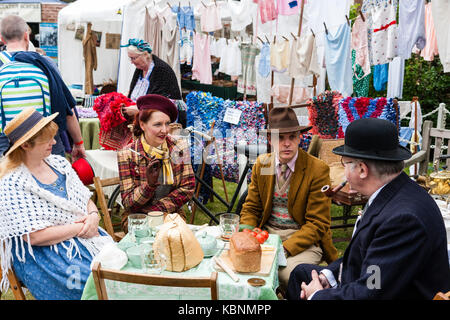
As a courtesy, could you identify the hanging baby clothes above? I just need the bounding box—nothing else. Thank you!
[271,40,290,73]
[259,0,278,24]
[387,57,404,98]
[229,0,254,31]
[192,33,212,84]
[370,1,398,65]
[144,8,163,57]
[397,0,426,59]
[199,3,222,32]
[324,23,353,97]
[352,50,371,97]
[179,29,193,65]
[277,0,300,16]
[160,19,181,86]
[420,2,439,61]
[431,0,450,72]
[258,42,271,78]
[218,39,242,76]
[255,54,272,103]
[237,43,260,96]
[373,63,388,91]
[173,6,196,32]
[351,15,371,79]
[271,85,312,104]
[210,38,227,58]
[288,34,320,80]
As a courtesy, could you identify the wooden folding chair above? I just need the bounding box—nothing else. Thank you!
[0,264,27,300]
[93,176,125,242]
[91,262,218,300]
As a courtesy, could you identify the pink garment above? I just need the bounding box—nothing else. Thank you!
[277,0,300,16]
[199,4,222,32]
[351,16,371,78]
[271,85,312,104]
[259,0,278,24]
[421,2,439,61]
[191,33,212,84]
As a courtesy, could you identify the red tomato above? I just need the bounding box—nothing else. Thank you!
[260,230,269,240]
[243,228,251,234]
[252,227,262,234]
[250,231,257,238]
[256,233,266,244]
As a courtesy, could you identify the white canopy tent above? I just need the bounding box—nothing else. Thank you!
[57,0,129,91]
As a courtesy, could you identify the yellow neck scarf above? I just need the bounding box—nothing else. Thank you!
[141,135,174,185]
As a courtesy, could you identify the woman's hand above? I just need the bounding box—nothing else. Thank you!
[146,158,161,186]
[122,104,139,117]
[76,212,100,238]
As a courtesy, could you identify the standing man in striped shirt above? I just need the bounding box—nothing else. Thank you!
[0,15,86,161]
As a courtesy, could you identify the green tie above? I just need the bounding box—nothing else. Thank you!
[279,163,288,187]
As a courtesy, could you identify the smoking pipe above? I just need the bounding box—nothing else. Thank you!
[321,180,347,197]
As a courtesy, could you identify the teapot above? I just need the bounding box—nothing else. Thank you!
[196,231,217,257]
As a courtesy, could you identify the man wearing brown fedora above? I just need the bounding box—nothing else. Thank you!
[239,107,338,292]
[287,118,450,300]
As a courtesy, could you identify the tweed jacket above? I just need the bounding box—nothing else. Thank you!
[240,148,338,263]
[117,135,195,229]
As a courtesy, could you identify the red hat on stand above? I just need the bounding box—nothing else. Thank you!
[136,94,178,123]
[72,158,95,185]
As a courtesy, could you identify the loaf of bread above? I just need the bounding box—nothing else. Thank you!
[229,232,261,273]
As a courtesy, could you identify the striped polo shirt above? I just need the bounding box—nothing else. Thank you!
[0,51,51,131]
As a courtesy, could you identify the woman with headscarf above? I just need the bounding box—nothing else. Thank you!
[121,39,182,120]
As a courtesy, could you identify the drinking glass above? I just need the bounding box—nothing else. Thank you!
[140,241,166,274]
[128,213,148,242]
[147,211,165,236]
[219,213,240,241]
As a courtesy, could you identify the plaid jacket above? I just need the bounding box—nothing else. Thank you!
[117,135,195,229]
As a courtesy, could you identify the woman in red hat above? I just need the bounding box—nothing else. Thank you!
[0,108,113,300]
[117,94,195,232]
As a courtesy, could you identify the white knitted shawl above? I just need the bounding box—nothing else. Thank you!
[0,155,113,292]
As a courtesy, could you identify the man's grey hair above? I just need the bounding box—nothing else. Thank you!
[1,15,28,42]
[351,158,405,177]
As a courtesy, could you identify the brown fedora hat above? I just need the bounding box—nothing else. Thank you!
[261,107,312,134]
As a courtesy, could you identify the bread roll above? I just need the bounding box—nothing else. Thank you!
[229,232,261,273]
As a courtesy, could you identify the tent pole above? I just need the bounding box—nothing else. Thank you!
[288,0,305,107]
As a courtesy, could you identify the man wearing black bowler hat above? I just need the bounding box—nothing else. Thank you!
[287,117,450,300]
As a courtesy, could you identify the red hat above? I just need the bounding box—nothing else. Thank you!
[72,158,95,185]
[136,94,178,123]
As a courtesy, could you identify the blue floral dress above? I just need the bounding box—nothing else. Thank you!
[11,167,105,300]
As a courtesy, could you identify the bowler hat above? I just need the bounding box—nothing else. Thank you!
[261,107,312,134]
[72,158,95,185]
[136,94,178,123]
[332,118,411,161]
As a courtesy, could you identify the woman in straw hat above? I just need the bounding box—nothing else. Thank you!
[0,108,113,300]
[117,94,195,232]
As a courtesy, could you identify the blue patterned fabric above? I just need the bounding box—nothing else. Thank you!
[12,229,108,300]
[32,166,68,199]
